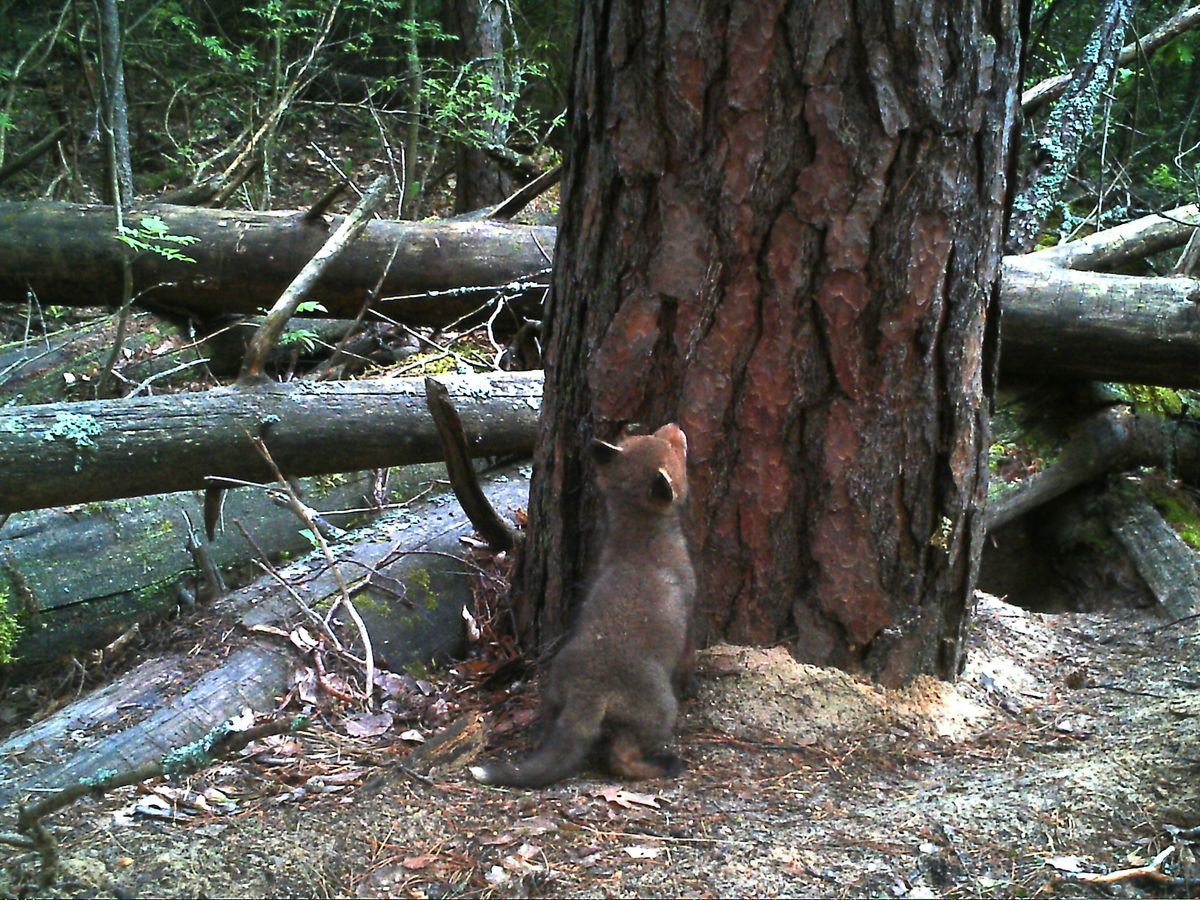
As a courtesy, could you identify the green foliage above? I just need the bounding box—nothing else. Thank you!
[280,327,321,353]
[0,588,24,665]
[1025,1,1200,240]
[1149,486,1200,551]
[116,216,199,263]
[1107,384,1188,418]
[422,54,551,150]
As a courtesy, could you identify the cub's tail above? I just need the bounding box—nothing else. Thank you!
[470,697,604,788]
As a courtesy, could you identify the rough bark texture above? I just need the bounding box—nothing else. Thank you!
[452,0,514,212]
[1000,259,1200,387]
[0,371,540,514]
[0,201,553,322]
[524,2,1022,685]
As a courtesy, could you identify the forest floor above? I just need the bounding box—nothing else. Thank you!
[1,592,1198,898]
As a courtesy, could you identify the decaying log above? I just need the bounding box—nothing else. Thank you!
[0,313,209,404]
[986,406,1200,532]
[0,312,384,405]
[0,465,444,667]
[0,370,542,514]
[999,258,1200,387]
[1103,479,1200,620]
[0,200,553,323]
[0,464,530,806]
[999,204,1200,388]
[5,200,1200,389]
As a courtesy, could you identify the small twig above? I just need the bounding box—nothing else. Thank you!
[302,179,349,222]
[483,164,562,221]
[16,715,304,886]
[316,236,403,381]
[248,558,347,655]
[375,269,552,307]
[248,437,376,708]
[1052,846,1180,887]
[1150,610,1200,633]
[180,509,226,603]
[126,356,212,397]
[312,647,357,702]
[1079,682,1171,700]
[0,124,68,184]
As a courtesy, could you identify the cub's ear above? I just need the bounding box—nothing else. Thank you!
[654,423,687,458]
[651,468,675,502]
[590,439,623,465]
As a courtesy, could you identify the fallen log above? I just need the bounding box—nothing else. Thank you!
[999,204,1200,389]
[1103,479,1200,620]
[0,464,529,806]
[0,312,391,405]
[0,313,207,405]
[0,200,553,324]
[0,464,444,667]
[5,202,1200,387]
[986,406,1200,532]
[1000,256,1200,388]
[0,370,542,514]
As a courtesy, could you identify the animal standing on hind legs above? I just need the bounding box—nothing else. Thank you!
[470,423,696,788]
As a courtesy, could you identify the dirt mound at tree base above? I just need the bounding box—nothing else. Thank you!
[696,642,992,744]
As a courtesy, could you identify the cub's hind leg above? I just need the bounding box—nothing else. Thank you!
[606,729,684,780]
[603,676,682,781]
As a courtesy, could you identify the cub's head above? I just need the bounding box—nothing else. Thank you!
[590,423,689,513]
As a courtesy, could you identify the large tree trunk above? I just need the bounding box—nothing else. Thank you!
[0,371,540,514]
[523,2,1022,685]
[0,201,552,323]
[452,0,514,213]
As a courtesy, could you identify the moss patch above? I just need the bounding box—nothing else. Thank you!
[0,587,25,665]
[1146,483,1200,551]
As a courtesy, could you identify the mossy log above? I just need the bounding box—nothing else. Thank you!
[0,465,445,668]
[0,200,552,323]
[0,370,541,514]
[986,406,1200,532]
[0,464,530,806]
[1103,479,1200,620]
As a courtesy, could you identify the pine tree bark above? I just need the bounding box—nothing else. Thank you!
[523,1,1023,685]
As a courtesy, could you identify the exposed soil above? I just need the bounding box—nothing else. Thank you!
[2,592,1198,898]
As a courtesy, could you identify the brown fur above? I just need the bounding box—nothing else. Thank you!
[470,423,695,788]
